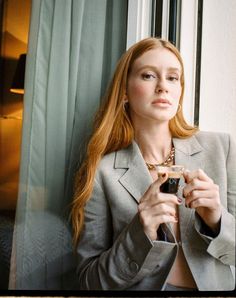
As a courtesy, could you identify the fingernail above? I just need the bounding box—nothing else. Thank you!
[177,197,182,203]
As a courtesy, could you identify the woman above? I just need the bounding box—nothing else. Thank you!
[71,38,235,291]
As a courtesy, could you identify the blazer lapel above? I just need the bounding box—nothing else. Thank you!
[173,135,205,237]
[115,141,153,204]
[173,135,204,171]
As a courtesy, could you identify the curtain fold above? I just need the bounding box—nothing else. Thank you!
[9,0,127,289]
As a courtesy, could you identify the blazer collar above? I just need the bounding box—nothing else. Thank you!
[173,134,203,156]
[173,134,205,172]
[114,134,204,204]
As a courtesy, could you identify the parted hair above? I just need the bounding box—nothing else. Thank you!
[71,37,198,247]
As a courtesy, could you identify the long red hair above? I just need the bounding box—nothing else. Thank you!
[71,37,198,246]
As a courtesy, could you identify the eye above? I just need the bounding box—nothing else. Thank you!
[167,75,179,82]
[141,72,156,80]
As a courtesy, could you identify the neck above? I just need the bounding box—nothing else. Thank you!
[134,123,173,165]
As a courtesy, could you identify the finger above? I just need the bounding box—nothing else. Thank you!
[184,169,213,184]
[183,180,212,198]
[185,183,220,206]
[140,211,178,229]
[185,190,214,206]
[187,197,220,210]
[156,214,178,224]
[139,192,181,209]
[153,172,169,189]
[140,173,168,203]
[139,201,177,216]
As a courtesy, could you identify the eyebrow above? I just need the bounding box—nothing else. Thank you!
[135,65,181,73]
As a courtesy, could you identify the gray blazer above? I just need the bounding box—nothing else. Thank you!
[76,131,236,291]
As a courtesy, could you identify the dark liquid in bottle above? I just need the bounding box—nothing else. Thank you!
[160,177,180,194]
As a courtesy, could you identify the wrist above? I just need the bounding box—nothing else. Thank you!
[144,228,159,241]
[201,215,221,238]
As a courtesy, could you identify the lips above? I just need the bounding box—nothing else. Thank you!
[152,98,171,105]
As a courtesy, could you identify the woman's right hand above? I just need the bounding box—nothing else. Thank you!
[138,173,182,241]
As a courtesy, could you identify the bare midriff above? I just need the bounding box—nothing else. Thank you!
[166,209,197,289]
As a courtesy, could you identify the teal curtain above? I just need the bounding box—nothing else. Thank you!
[9,0,127,289]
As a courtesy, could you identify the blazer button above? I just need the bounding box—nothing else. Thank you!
[129,261,139,273]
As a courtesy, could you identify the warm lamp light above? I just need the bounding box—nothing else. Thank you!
[10,54,26,94]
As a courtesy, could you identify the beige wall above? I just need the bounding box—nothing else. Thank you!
[199,0,236,142]
[0,0,31,209]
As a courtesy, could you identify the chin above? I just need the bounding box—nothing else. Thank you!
[151,112,176,122]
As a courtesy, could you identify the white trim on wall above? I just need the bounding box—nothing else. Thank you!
[161,0,170,40]
[126,0,152,49]
[179,0,198,125]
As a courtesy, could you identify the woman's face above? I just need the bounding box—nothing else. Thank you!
[127,47,182,126]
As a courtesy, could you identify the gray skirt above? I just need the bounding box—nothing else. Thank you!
[164,283,198,291]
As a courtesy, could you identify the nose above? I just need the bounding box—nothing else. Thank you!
[155,78,168,93]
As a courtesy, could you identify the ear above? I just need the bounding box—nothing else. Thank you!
[123,94,128,103]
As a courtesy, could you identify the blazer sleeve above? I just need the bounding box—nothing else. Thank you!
[76,178,177,290]
[194,133,236,266]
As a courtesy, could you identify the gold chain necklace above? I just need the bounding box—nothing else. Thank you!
[145,146,175,170]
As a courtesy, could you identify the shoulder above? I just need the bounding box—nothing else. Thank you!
[174,130,233,155]
[192,130,233,155]
[93,152,117,189]
[97,142,137,171]
[174,130,234,157]
[96,151,116,175]
[194,130,230,144]
[95,142,135,180]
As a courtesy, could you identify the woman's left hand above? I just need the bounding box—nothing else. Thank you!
[183,169,222,233]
